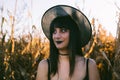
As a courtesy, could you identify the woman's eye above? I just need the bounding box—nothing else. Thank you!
[61,28,67,32]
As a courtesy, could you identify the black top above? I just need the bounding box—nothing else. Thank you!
[47,58,89,80]
[84,58,89,80]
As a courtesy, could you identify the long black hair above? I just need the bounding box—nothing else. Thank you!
[49,15,83,76]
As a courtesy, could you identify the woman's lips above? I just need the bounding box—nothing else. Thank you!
[56,41,63,44]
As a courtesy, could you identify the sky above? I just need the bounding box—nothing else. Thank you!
[0,0,120,38]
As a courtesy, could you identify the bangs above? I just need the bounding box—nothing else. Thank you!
[50,16,78,34]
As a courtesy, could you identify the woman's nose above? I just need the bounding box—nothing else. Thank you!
[54,32,61,39]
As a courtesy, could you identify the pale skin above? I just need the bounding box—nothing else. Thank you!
[36,27,100,80]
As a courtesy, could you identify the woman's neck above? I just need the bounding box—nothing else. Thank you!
[58,49,69,55]
[58,49,69,62]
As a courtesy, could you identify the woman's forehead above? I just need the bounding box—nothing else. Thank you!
[53,26,70,31]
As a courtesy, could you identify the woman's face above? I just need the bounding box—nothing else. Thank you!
[52,27,70,50]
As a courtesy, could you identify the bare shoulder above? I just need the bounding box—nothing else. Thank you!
[88,58,98,71]
[36,59,48,80]
[88,58,97,66]
[38,59,48,68]
[37,59,49,74]
[88,58,101,80]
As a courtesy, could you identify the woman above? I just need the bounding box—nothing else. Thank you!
[36,5,100,80]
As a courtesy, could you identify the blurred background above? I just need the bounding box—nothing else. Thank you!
[0,0,120,80]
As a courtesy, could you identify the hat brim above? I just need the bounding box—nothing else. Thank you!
[41,5,92,47]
